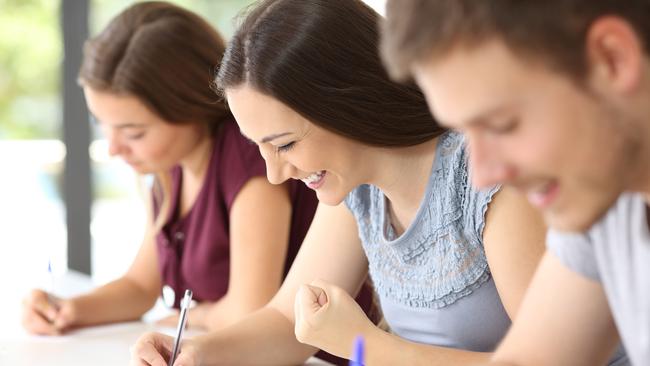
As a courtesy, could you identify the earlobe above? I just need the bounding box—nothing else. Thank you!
[586,16,643,94]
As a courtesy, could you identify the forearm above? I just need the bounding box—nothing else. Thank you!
[200,298,254,331]
[197,306,317,365]
[363,329,490,366]
[71,277,158,326]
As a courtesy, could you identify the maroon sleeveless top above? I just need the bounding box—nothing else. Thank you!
[154,119,376,365]
[154,119,319,306]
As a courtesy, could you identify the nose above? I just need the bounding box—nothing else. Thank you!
[106,133,123,157]
[265,158,297,185]
[259,147,295,185]
[466,135,514,188]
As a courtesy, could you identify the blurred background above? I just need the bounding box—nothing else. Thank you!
[0,0,386,298]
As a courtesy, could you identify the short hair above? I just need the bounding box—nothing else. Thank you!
[381,0,650,81]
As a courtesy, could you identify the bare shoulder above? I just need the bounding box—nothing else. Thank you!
[484,186,547,239]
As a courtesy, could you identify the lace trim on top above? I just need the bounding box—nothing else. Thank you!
[346,131,498,308]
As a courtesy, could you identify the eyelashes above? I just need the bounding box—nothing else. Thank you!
[127,132,146,140]
[277,141,295,153]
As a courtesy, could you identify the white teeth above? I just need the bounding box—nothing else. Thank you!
[302,170,325,184]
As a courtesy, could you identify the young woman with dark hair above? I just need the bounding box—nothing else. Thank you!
[130,1,551,365]
[21,6,374,365]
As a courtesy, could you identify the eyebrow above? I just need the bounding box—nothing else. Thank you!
[260,132,293,143]
[462,105,512,128]
[114,123,146,129]
[90,115,145,129]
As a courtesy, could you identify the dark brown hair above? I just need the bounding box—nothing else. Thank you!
[381,0,650,81]
[78,1,230,234]
[79,1,229,128]
[215,0,445,147]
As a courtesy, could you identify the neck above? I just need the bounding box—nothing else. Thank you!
[365,137,440,216]
[624,70,650,195]
[181,134,213,186]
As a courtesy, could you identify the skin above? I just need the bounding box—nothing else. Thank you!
[21,88,297,335]
[411,16,650,365]
[128,85,546,366]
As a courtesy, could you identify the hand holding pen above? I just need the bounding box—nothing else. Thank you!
[21,262,76,335]
[168,289,193,366]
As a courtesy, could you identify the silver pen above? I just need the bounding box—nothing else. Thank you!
[168,289,193,366]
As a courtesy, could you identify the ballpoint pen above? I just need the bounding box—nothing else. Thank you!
[350,335,365,366]
[169,289,193,366]
[46,259,59,310]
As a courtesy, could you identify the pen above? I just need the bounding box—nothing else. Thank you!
[47,259,54,294]
[168,289,192,366]
[46,260,58,309]
[350,335,364,366]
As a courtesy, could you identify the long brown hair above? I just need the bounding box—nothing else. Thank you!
[215,0,446,147]
[78,1,230,235]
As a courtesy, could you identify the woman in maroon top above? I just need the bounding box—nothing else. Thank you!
[21,3,375,355]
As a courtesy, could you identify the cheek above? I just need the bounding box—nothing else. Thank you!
[289,144,321,169]
[513,105,580,169]
[133,138,177,165]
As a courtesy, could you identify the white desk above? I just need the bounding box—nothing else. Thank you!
[0,270,331,365]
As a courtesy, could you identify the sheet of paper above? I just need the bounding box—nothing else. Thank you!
[0,321,332,365]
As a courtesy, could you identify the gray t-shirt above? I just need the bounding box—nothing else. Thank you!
[345,131,511,351]
[548,193,648,365]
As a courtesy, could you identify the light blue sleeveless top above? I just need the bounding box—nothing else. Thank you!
[344,131,510,351]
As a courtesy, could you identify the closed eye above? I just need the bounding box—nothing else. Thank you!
[488,118,518,134]
[277,141,295,153]
[126,132,146,140]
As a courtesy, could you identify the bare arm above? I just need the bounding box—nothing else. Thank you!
[131,201,371,366]
[23,202,162,334]
[363,188,547,365]
[482,187,547,319]
[485,252,620,366]
[291,188,547,365]
[68,228,162,326]
[294,279,493,366]
[185,177,295,330]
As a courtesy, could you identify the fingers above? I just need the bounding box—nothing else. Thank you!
[309,279,337,294]
[24,289,58,320]
[172,348,197,366]
[130,332,173,366]
[21,289,61,335]
[294,283,331,345]
[310,279,355,306]
[22,308,60,335]
[300,284,329,311]
[52,300,76,331]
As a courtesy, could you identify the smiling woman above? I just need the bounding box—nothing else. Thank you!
[130,1,548,366]
[19,3,343,365]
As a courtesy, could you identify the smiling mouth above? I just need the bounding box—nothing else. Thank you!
[526,180,560,209]
[301,170,326,189]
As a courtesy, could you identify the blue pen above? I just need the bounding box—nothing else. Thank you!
[350,335,365,366]
[46,260,56,304]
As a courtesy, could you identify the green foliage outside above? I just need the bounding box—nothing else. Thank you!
[0,0,62,140]
[0,0,255,140]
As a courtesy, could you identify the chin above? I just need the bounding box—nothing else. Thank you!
[315,190,347,206]
[132,166,155,175]
[543,204,613,233]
